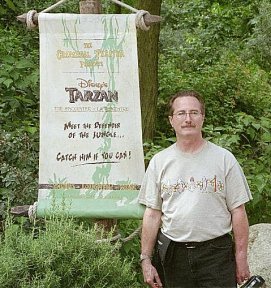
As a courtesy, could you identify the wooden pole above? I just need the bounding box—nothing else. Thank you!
[11,205,31,216]
[79,0,102,14]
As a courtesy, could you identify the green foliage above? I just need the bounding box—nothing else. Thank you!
[0,130,39,219]
[246,0,271,70]
[0,18,40,218]
[0,4,41,219]
[203,111,271,224]
[117,219,144,284]
[143,134,176,166]
[0,27,39,126]
[160,0,255,68]
[0,216,140,288]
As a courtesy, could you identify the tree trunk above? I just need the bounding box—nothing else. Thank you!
[136,0,162,142]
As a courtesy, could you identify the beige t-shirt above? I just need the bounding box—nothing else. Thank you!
[138,141,252,242]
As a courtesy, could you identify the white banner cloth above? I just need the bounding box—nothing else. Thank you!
[38,13,145,218]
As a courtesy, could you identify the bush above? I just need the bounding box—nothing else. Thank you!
[0,130,39,220]
[0,216,141,288]
[246,0,271,70]
[160,0,255,68]
[0,5,40,220]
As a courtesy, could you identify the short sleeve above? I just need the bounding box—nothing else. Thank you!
[225,161,252,211]
[138,160,162,210]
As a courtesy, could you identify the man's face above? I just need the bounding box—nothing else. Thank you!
[168,96,205,139]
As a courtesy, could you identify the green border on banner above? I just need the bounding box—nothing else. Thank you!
[37,190,145,219]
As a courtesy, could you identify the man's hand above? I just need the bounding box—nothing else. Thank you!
[236,254,250,285]
[231,204,250,285]
[141,258,163,288]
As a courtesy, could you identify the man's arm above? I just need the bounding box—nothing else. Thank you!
[141,207,163,288]
[231,204,250,285]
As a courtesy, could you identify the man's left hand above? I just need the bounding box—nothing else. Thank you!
[236,256,250,285]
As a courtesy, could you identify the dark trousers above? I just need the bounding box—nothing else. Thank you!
[158,234,237,288]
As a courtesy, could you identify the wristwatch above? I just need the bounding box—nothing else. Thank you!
[140,254,151,262]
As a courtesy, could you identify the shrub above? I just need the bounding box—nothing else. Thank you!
[0,216,141,288]
[0,5,40,219]
[246,0,271,70]
[0,130,39,220]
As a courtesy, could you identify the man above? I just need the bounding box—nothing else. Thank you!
[138,90,252,288]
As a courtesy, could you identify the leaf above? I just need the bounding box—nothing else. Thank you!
[0,7,7,15]
[0,77,6,84]
[16,59,32,69]
[262,133,271,143]
[251,123,261,130]
[4,0,16,11]
[2,55,16,63]
[260,116,271,129]
[25,126,37,134]
[3,78,13,88]
[0,188,11,197]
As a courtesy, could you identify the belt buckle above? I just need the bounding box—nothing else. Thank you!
[185,243,196,249]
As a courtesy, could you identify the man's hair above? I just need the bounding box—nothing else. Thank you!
[168,90,205,116]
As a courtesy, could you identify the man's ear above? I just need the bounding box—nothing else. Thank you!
[168,115,173,127]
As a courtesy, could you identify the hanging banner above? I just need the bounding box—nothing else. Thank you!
[38,13,145,218]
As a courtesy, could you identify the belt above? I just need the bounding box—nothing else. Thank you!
[173,233,230,249]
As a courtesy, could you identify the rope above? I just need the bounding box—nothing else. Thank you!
[109,0,138,13]
[96,225,142,243]
[135,10,151,31]
[25,0,70,29]
[109,0,151,31]
[25,0,150,31]
[122,225,142,242]
[28,201,38,222]
[40,0,70,13]
[26,10,37,29]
